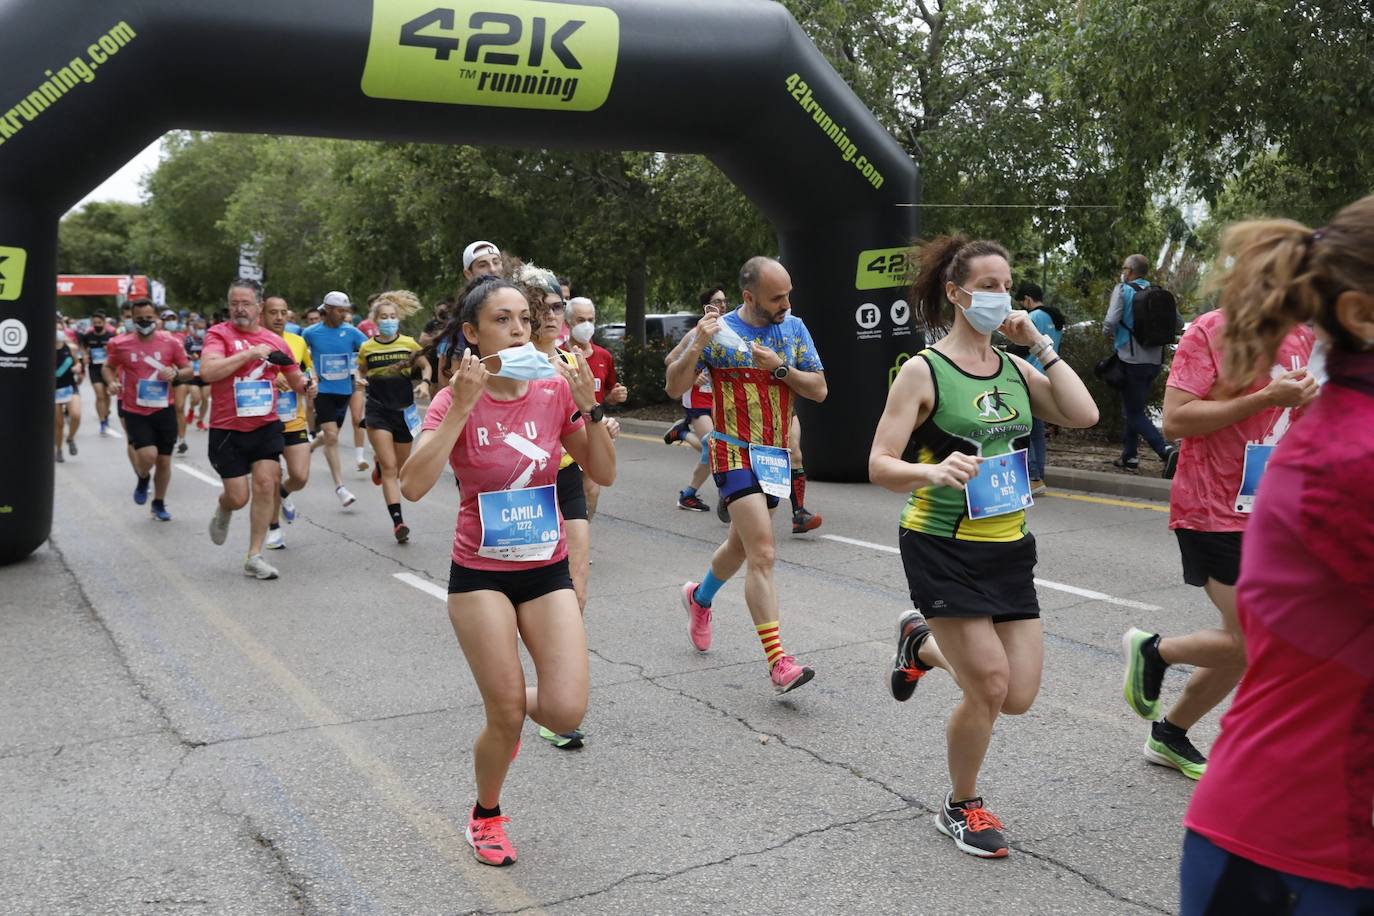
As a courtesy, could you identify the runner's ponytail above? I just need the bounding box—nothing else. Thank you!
[909,235,1011,336]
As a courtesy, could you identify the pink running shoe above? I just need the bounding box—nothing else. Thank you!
[466,813,517,866]
[680,581,712,652]
[770,655,815,694]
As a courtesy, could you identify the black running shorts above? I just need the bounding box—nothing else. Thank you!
[363,402,413,444]
[556,462,588,521]
[1174,529,1242,588]
[208,422,285,480]
[124,407,178,456]
[314,392,351,427]
[447,558,574,606]
[899,527,1040,623]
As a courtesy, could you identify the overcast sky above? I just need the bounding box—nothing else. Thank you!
[69,138,162,213]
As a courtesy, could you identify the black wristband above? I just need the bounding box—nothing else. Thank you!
[1041,357,1063,372]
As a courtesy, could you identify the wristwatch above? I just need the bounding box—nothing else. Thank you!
[586,403,605,424]
[771,365,790,380]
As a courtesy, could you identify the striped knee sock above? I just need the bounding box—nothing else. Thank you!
[756,620,784,668]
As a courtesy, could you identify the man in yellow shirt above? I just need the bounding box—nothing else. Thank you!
[264,296,315,549]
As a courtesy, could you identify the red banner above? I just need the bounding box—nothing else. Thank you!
[56,275,150,297]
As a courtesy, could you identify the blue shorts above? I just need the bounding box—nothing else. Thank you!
[1181,830,1374,915]
[713,467,780,509]
[683,406,712,423]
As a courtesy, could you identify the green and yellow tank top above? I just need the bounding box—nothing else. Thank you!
[899,348,1033,542]
[359,335,421,411]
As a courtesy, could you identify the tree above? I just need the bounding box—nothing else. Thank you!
[58,201,145,275]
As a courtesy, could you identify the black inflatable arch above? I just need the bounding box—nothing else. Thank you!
[0,0,918,563]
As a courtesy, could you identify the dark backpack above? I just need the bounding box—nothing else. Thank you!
[1123,280,1179,348]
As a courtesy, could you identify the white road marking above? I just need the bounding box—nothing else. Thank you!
[174,463,223,488]
[393,572,447,601]
[820,534,1161,611]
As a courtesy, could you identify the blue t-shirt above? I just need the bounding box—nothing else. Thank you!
[302,322,368,395]
[696,309,824,373]
[1026,308,1061,372]
[284,322,302,336]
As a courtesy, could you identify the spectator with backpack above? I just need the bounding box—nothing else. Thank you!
[1103,254,1179,473]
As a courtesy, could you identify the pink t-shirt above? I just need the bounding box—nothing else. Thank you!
[421,380,584,571]
[1167,310,1314,532]
[104,331,190,416]
[202,323,295,432]
[1185,355,1374,889]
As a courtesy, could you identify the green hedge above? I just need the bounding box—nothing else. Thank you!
[1055,325,1170,442]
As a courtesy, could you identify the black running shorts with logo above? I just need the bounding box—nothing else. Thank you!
[124,406,178,456]
[362,402,413,444]
[208,422,285,480]
[1174,529,1242,588]
[283,429,310,448]
[447,558,574,606]
[556,462,588,521]
[898,528,1040,623]
[313,392,351,427]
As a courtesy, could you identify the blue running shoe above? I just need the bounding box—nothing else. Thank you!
[133,476,150,506]
[280,495,297,524]
[150,502,172,522]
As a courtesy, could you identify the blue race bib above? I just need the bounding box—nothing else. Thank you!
[965,449,1033,520]
[233,378,275,417]
[748,443,792,499]
[318,352,353,381]
[135,378,170,409]
[477,485,560,562]
[54,385,74,404]
[89,346,106,363]
[1235,443,1275,514]
[404,403,421,436]
[276,389,298,421]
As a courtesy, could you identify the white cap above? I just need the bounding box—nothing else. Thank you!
[321,290,351,309]
[462,240,501,271]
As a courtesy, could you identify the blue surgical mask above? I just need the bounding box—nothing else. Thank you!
[377,318,400,337]
[163,321,180,332]
[483,342,556,381]
[957,288,1013,335]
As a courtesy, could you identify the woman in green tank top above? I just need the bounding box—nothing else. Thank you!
[868,235,1099,859]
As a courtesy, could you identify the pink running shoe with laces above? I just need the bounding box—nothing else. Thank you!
[770,655,815,694]
[680,581,712,652]
[466,812,517,866]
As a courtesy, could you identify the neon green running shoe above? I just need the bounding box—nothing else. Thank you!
[537,726,584,750]
[1121,627,1165,720]
[1144,730,1207,780]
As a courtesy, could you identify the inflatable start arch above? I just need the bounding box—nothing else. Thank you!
[0,0,918,564]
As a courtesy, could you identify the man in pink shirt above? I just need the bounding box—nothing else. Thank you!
[1121,307,1315,779]
[200,278,306,580]
[102,298,192,521]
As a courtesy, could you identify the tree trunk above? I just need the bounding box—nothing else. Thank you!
[625,252,648,346]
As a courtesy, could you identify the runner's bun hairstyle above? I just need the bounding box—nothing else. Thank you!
[908,235,1010,334]
[1215,194,1374,388]
[373,289,422,319]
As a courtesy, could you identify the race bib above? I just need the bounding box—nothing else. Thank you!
[233,378,275,417]
[54,385,74,405]
[404,403,421,436]
[748,444,792,499]
[318,352,353,381]
[135,378,170,409]
[89,346,106,363]
[1235,443,1276,514]
[965,449,1033,520]
[191,359,201,375]
[594,377,603,393]
[477,485,560,562]
[276,389,299,421]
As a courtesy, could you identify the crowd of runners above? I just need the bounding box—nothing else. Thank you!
[49,195,1373,912]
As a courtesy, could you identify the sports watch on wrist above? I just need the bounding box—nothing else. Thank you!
[771,365,790,380]
[585,403,605,424]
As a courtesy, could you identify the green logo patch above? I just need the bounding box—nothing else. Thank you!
[0,246,27,301]
[855,247,911,291]
[362,0,620,112]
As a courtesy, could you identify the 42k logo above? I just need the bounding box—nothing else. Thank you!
[400,8,584,68]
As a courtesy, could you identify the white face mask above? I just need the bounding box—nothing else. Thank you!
[569,321,595,344]
[1308,338,1330,386]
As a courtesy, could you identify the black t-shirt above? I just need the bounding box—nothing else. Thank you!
[79,329,116,364]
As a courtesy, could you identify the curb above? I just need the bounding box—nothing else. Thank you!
[612,416,1170,504]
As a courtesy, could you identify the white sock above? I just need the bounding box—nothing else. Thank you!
[355,447,365,463]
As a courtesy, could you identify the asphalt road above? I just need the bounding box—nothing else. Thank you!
[2,414,1222,915]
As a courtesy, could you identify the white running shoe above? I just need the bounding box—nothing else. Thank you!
[336,486,357,508]
[208,507,231,545]
[243,553,279,580]
[280,495,297,524]
[265,527,285,550]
